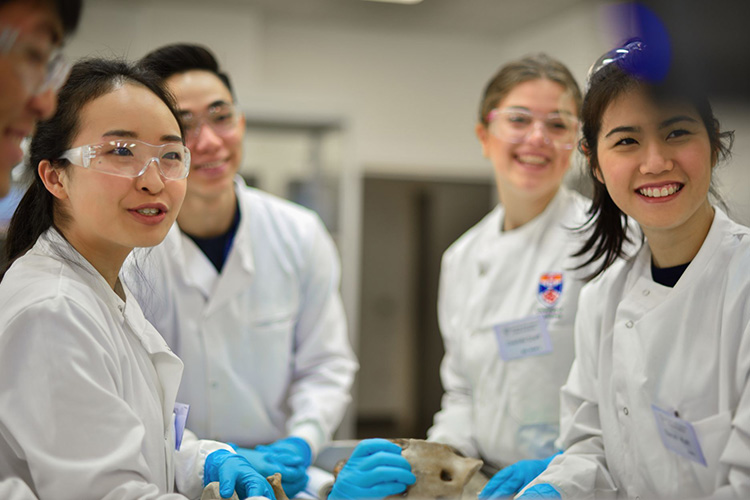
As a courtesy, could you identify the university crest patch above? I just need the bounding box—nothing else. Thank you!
[538,272,563,307]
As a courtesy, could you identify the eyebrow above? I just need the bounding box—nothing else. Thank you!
[605,125,639,138]
[102,130,183,143]
[605,115,699,138]
[659,115,698,128]
[177,100,232,116]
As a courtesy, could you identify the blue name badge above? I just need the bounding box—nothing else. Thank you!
[493,315,553,361]
[652,405,707,466]
[174,402,190,451]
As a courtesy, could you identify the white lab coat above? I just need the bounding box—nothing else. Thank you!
[529,208,750,499]
[427,188,593,468]
[0,229,231,500]
[0,478,37,500]
[130,179,357,456]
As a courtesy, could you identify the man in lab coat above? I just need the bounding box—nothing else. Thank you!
[132,43,358,498]
[0,0,81,197]
[0,0,81,498]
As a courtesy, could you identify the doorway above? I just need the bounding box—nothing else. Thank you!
[357,175,494,439]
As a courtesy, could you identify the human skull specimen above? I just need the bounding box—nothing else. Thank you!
[334,439,484,499]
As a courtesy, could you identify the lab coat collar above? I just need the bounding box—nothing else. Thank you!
[121,282,184,431]
[171,177,256,311]
[232,175,257,274]
[477,187,575,265]
[38,229,183,431]
[496,187,574,238]
[628,207,741,295]
[37,228,127,317]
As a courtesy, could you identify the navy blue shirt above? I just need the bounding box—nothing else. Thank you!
[651,260,690,288]
[185,202,241,272]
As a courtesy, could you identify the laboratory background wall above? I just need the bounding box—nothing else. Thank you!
[59,0,750,440]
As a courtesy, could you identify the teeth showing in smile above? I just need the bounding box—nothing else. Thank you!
[517,155,548,165]
[197,161,224,170]
[136,208,160,216]
[638,184,682,198]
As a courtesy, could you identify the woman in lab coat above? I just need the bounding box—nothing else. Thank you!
[131,44,358,497]
[0,58,275,500]
[425,54,593,497]
[521,40,750,498]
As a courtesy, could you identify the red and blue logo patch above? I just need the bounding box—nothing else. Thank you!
[538,273,563,307]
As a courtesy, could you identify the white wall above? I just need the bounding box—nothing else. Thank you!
[61,0,750,214]
[61,1,750,437]
[65,1,607,177]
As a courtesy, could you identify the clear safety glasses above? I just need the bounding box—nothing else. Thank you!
[180,102,241,143]
[0,27,71,96]
[486,108,579,150]
[58,140,192,180]
[586,39,646,91]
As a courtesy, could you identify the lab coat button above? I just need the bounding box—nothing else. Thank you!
[625,320,634,328]
[623,407,629,416]
[211,381,219,389]
[642,289,650,296]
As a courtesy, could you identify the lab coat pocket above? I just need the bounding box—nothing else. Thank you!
[686,410,732,494]
[239,314,296,395]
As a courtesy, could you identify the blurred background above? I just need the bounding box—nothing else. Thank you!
[2,0,749,440]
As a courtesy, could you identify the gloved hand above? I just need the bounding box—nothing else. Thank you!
[231,439,310,497]
[329,438,416,500]
[204,449,277,500]
[517,483,562,499]
[256,437,313,469]
[479,452,561,499]
[256,437,312,497]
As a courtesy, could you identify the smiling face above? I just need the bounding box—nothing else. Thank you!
[49,83,186,264]
[477,78,577,206]
[0,0,64,196]
[596,86,714,243]
[165,70,245,202]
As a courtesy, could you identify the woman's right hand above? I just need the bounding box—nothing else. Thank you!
[204,449,277,499]
[329,439,416,500]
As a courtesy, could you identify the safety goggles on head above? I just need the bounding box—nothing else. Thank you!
[180,102,241,143]
[486,108,579,150]
[0,26,71,96]
[58,140,191,180]
[586,39,646,91]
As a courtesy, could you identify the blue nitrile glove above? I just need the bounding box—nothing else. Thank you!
[204,449,277,499]
[230,443,307,481]
[256,437,312,497]
[479,452,561,499]
[517,483,562,499]
[329,438,416,500]
[279,473,309,499]
[257,437,313,469]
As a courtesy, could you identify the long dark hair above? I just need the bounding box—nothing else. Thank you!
[1,58,183,280]
[574,42,734,280]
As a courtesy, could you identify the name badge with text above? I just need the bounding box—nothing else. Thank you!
[174,402,190,451]
[494,315,553,361]
[652,405,707,466]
